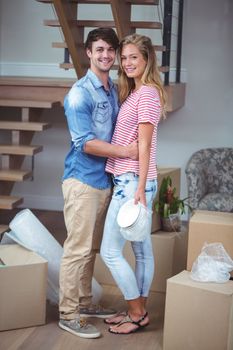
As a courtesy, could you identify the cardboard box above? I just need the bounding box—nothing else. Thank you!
[152,167,181,232]
[172,229,188,275]
[163,270,233,350]
[187,210,233,272]
[94,229,188,292]
[0,244,48,331]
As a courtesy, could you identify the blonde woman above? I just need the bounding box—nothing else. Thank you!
[100,33,166,334]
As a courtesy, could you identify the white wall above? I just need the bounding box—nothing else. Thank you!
[0,0,232,210]
[157,0,233,200]
[0,0,75,77]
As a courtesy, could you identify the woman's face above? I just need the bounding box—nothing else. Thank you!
[120,43,147,81]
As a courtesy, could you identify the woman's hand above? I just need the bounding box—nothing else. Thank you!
[134,187,147,207]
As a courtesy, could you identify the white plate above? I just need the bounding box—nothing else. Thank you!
[117,199,141,228]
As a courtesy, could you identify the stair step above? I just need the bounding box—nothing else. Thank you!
[60,62,169,72]
[52,42,68,48]
[74,0,109,3]
[60,63,118,70]
[44,19,162,29]
[37,0,110,3]
[0,195,23,210]
[0,121,51,132]
[38,0,159,5]
[53,41,166,52]
[0,169,33,181]
[0,145,43,156]
[127,0,159,4]
[76,0,159,4]
[131,21,162,29]
[44,19,114,28]
[154,45,166,52]
[159,66,169,73]
[0,77,74,88]
[0,225,9,235]
[0,99,59,108]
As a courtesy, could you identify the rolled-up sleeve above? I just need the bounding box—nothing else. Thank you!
[64,85,96,152]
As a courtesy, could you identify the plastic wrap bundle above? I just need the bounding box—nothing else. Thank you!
[191,242,233,283]
[7,209,102,304]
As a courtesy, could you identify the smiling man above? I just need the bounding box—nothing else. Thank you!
[59,28,138,339]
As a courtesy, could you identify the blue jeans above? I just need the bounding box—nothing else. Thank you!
[100,173,157,300]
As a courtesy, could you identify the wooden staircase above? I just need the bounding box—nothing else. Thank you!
[38,0,166,76]
[0,95,60,212]
[0,76,75,231]
[37,0,185,111]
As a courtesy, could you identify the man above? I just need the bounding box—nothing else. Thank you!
[59,28,138,339]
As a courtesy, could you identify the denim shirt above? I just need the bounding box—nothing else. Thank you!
[63,69,119,189]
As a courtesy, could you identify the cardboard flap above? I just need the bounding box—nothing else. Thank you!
[0,244,47,266]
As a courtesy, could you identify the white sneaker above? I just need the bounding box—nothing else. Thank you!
[59,317,101,339]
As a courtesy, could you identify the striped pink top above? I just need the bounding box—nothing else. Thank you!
[106,85,161,179]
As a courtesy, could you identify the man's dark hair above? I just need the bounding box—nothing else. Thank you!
[84,27,119,51]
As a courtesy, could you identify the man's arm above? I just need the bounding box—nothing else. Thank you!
[65,86,138,159]
[84,139,138,160]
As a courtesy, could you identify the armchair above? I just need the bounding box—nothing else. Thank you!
[185,148,233,212]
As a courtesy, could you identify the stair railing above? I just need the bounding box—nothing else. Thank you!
[162,0,184,85]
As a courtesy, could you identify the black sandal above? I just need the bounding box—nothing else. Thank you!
[108,312,149,334]
[104,311,127,325]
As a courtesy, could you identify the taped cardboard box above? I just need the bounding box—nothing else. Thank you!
[94,229,188,293]
[187,210,233,274]
[163,270,233,350]
[0,244,48,331]
[152,167,181,233]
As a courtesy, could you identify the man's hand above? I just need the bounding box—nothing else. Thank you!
[84,139,138,159]
[125,140,138,160]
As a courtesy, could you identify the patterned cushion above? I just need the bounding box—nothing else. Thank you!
[185,148,233,213]
[198,193,233,212]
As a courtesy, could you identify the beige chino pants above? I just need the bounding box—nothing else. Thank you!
[59,178,111,320]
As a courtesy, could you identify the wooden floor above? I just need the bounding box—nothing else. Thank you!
[0,209,166,350]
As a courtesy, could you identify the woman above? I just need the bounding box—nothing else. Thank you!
[100,33,166,335]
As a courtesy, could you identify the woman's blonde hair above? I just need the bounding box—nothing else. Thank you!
[117,33,167,117]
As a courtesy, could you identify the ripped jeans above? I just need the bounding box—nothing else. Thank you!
[100,173,157,300]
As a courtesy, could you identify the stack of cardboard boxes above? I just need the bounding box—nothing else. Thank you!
[163,210,233,350]
[94,167,189,293]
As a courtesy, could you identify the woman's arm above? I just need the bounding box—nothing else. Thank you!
[134,122,154,207]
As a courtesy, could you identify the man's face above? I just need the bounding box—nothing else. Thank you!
[86,39,116,74]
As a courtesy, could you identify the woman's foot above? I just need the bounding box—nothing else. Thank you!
[109,312,149,334]
[104,311,127,325]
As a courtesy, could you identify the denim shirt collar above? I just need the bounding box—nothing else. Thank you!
[86,69,114,91]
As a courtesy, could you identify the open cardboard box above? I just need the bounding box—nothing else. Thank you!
[0,244,48,331]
